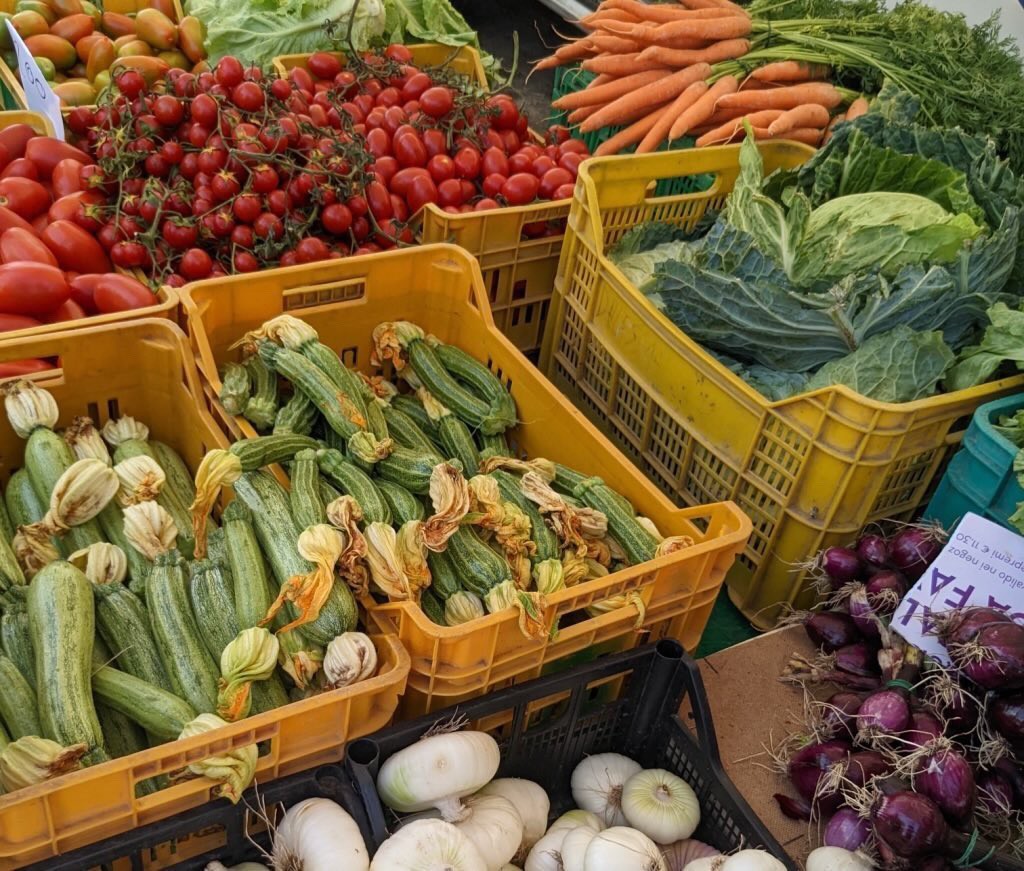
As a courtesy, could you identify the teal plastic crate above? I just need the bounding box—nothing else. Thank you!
[551,65,713,198]
[923,393,1024,532]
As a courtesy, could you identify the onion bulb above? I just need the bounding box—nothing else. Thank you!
[479,778,550,859]
[548,810,605,835]
[721,850,786,871]
[271,798,368,871]
[455,793,524,871]
[622,769,700,843]
[661,839,720,871]
[582,826,666,870]
[571,753,642,826]
[205,863,269,871]
[377,731,500,819]
[682,859,722,871]
[371,819,486,870]
[806,847,872,871]
[561,825,599,871]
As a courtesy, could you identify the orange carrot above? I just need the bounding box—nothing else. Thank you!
[636,38,750,68]
[845,96,869,120]
[738,79,773,91]
[668,73,737,139]
[590,74,614,88]
[552,68,671,111]
[646,14,752,43]
[582,53,667,76]
[679,0,746,9]
[556,39,599,61]
[769,127,824,146]
[767,103,830,136]
[579,9,639,28]
[590,33,642,53]
[606,0,738,22]
[594,108,668,156]
[716,82,843,111]
[637,80,708,152]
[822,112,846,144]
[580,62,713,132]
[568,104,602,125]
[748,61,831,84]
[694,109,786,145]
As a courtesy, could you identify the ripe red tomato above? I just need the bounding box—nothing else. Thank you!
[0,124,36,161]
[308,52,342,81]
[94,274,154,313]
[45,299,87,323]
[250,164,279,194]
[162,218,199,250]
[553,183,575,200]
[406,175,439,213]
[1,158,38,181]
[437,178,464,209]
[110,241,149,269]
[48,191,99,225]
[69,273,103,311]
[366,127,392,159]
[452,146,481,180]
[539,167,574,200]
[508,151,533,175]
[115,70,146,99]
[486,95,520,131]
[558,152,584,175]
[375,87,402,108]
[384,44,413,63]
[254,211,284,240]
[532,156,557,178]
[295,236,330,263]
[215,56,245,89]
[390,167,429,197]
[482,173,506,199]
[232,194,261,225]
[481,147,510,178]
[0,177,49,219]
[427,154,455,184]
[321,203,353,235]
[0,228,57,266]
[559,140,589,156]
[0,263,69,316]
[394,133,427,169]
[179,247,213,280]
[501,173,540,205]
[191,94,219,128]
[233,251,260,272]
[0,205,33,236]
[0,313,41,331]
[419,87,454,119]
[153,95,184,127]
[24,138,90,179]
[232,82,265,112]
[401,72,431,102]
[51,159,84,199]
[211,171,241,202]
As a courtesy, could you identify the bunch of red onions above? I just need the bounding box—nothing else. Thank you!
[772,524,1024,869]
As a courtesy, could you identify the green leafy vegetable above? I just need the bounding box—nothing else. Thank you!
[993,409,1024,449]
[945,302,1024,392]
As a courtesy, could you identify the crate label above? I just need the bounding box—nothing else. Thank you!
[892,512,1024,664]
[5,21,64,141]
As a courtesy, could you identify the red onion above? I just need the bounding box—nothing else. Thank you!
[951,621,1024,690]
[805,611,861,652]
[822,546,864,587]
[991,693,1024,744]
[848,586,880,637]
[889,524,946,580]
[914,743,976,822]
[977,768,1015,815]
[858,688,911,735]
[940,682,980,738]
[856,534,890,572]
[773,792,812,820]
[787,740,849,812]
[822,692,863,739]
[844,749,889,787]
[873,790,949,858]
[918,857,952,871]
[824,808,870,851]
[835,642,880,677]
[993,757,1024,808]
[905,711,944,747]
[935,606,1012,647]
[865,570,907,613]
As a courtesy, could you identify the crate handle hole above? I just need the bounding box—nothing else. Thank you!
[348,738,379,766]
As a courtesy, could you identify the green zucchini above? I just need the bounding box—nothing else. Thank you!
[381,403,442,455]
[427,548,461,601]
[27,561,107,763]
[289,449,326,530]
[574,477,655,565]
[24,425,76,504]
[147,551,219,714]
[391,395,438,438]
[317,478,342,507]
[91,664,197,742]
[445,526,511,598]
[5,468,44,527]
[492,470,560,562]
[404,339,493,430]
[92,581,172,692]
[251,675,291,714]
[478,432,510,457]
[556,464,635,517]
[283,331,372,429]
[97,502,151,584]
[317,449,391,523]
[0,652,40,738]
[375,446,448,496]
[424,398,479,477]
[420,587,447,625]
[206,527,230,572]
[218,362,252,416]
[229,434,319,471]
[274,391,319,437]
[231,472,312,586]
[1,600,35,690]
[0,527,23,588]
[377,480,426,524]
[151,440,198,515]
[104,417,158,465]
[429,340,518,424]
[188,559,239,661]
[242,355,280,432]
[0,490,14,543]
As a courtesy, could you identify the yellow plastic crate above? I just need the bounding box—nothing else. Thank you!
[0,319,409,869]
[0,0,187,118]
[272,46,569,359]
[180,244,751,715]
[540,143,1024,628]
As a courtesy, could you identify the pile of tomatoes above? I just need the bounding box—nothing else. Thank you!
[0,122,153,366]
[62,46,590,284]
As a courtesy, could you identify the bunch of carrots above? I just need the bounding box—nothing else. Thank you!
[536,0,868,156]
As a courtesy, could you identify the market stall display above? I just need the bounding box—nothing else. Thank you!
[180,244,749,715]
[0,318,409,868]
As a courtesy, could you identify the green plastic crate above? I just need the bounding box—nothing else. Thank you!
[551,65,714,197]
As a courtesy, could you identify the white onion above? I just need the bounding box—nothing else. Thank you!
[661,839,720,871]
[271,798,368,871]
[548,810,605,835]
[721,850,786,871]
[571,754,642,826]
[371,819,487,870]
[377,731,500,819]
[622,769,700,844]
[682,857,723,871]
[561,825,599,871]
[204,863,269,871]
[583,826,666,870]
[479,778,550,856]
[456,793,524,871]
[500,866,523,871]
[806,847,872,871]
[525,827,572,871]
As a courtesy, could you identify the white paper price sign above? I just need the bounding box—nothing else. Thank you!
[4,20,64,141]
[892,512,1024,664]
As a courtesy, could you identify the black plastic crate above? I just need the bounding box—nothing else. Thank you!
[31,640,790,870]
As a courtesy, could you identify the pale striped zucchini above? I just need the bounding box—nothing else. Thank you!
[0,527,23,588]
[91,664,197,742]
[290,449,326,529]
[445,526,510,598]
[492,470,560,562]
[242,355,280,431]
[251,674,291,713]
[377,480,425,524]
[97,502,151,583]
[232,472,313,586]
[289,334,371,430]
[317,449,391,523]
[5,468,44,527]
[93,582,172,692]
[274,391,318,437]
[375,446,449,496]
[420,588,446,625]
[391,395,438,438]
[223,500,274,630]
[230,434,319,471]
[206,527,230,573]
[0,651,40,738]
[425,399,479,477]
[27,561,107,763]
[0,492,14,542]
[429,341,518,425]
[147,551,220,714]
[381,403,442,455]
[574,478,655,565]
[151,440,197,514]
[427,548,461,600]
[1,601,35,690]
[556,464,635,517]
[188,559,239,660]
[404,339,493,431]
[363,395,390,443]
[317,478,342,507]
[478,432,510,457]
[218,362,252,416]
[24,424,76,503]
